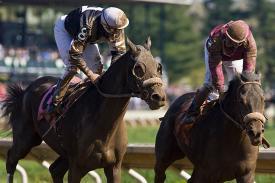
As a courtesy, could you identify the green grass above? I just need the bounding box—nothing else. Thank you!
[1,126,275,182]
[0,129,12,138]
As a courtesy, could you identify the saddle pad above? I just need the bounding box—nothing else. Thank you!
[37,76,84,122]
[37,85,56,121]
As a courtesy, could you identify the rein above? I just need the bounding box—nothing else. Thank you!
[219,81,265,130]
[95,83,140,98]
[219,103,244,130]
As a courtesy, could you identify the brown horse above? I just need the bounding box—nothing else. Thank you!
[154,72,266,183]
[2,37,166,183]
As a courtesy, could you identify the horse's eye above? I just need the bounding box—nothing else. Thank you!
[133,63,146,78]
[157,63,162,75]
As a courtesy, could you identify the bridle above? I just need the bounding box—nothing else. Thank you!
[94,55,163,98]
[219,81,266,131]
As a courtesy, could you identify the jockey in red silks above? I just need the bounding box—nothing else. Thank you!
[183,20,257,124]
[47,6,129,113]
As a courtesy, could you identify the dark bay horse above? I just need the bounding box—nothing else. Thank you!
[2,38,166,183]
[154,72,266,183]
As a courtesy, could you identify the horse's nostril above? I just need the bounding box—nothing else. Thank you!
[255,132,261,138]
[247,130,254,137]
[151,93,161,101]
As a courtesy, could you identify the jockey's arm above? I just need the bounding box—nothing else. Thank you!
[243,34,257,72]
[108,30,127,63]
[69,39,98,82]
[207,37,225,92]
[209,55,225,93]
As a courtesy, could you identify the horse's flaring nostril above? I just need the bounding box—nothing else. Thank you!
[151,93,161,101]
[255,132,261,138]
[247,130,254,137]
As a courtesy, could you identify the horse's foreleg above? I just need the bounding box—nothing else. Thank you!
[236,171,255,183]
[67,164,86,183]
[104,163,122,183]
[154,138,184,182]
[49,156,69,183]
[154,160,170,183]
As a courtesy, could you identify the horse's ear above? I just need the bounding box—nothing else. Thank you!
[127,37,139,56]
[144,36,151,50]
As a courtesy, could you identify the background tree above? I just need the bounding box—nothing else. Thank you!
[250,0,275,88]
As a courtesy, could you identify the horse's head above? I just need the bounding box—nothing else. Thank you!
[224,72,265,146]
[126,37,166,109]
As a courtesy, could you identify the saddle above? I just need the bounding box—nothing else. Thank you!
[37,79,92,124]
[174,99,218,145]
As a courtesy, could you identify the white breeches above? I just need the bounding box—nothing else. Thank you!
[54,15,102,78]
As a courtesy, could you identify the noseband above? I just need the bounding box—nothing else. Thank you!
[219,81,266,131]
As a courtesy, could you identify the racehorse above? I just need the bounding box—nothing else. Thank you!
[2,37,166,183]
[154,72,266,183]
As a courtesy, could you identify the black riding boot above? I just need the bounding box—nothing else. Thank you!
[182,86,211,124]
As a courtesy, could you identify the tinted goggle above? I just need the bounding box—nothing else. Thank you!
[225,36,244,48]
[102,23,122,34]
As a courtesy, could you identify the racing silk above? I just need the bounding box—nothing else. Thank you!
[64,6,126,62]
[206,22,257,91]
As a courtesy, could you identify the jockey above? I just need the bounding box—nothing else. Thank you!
[47,6,129,113]
[183,20,257,124]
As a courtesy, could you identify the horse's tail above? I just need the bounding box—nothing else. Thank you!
[1,83,25,127]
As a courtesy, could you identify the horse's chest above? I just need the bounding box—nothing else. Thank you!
[91,149,116,164]
[80,142,117,166]
[92,147,116,164]
[206,155,257,180]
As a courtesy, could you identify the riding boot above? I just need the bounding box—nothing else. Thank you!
[47,69,76,113]
[182,85,212,124]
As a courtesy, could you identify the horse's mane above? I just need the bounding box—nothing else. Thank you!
[227,72,261,93]
[98,51,132,82]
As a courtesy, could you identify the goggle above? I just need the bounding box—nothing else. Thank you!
[102,23,121,34]
[225,36,243,48]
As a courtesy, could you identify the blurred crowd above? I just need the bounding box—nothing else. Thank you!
[0,44,63,69]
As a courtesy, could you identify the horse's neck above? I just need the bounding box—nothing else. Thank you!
[83,55,132,136]
[98,54,132,95]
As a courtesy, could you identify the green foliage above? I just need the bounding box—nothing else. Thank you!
[203,0,235,33]
[119,4,203,84]
[163,5,203,83]
[249,0,275,88]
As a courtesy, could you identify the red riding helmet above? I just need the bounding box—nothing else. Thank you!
[225,20,250,43]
